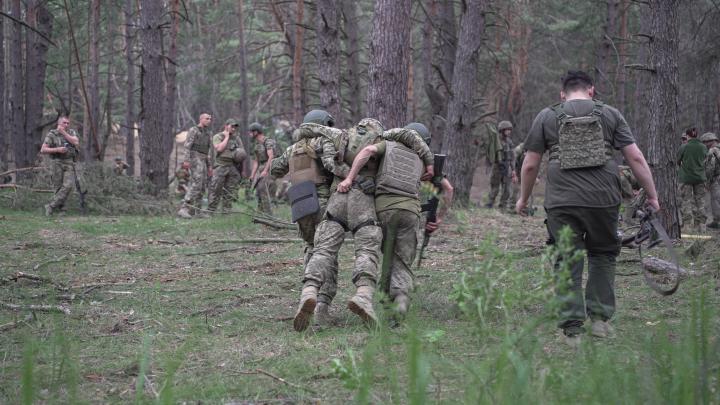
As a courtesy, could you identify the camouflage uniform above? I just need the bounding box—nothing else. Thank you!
[487,134,515,209]
[704,143,720,226]
[253,138,277,214]
[113,160,129,176]
[180,125,213,213]
[207,132,245,212]
[619,165,641,224]
[678,137,708,228]
[174,167,190,197]
[44,129,81,211]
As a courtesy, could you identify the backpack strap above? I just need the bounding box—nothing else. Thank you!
[592,99,604,117]
[551,102,567,121]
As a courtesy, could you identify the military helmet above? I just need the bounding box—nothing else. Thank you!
[700,132,718,142]
[303,110,335,127]
[115,156,123,162]
[404,122,431,145]
[249,122,263,132]
[498,121,513,131]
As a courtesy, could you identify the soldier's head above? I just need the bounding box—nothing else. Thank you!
[115,156,123,163]
[303,110,335,127]
[356,118,384,139]
[57,116,71,130]
[249,122,264,138]
[199,113,212,127]
[404,122,431,145]
[560,70,594,101]
[225,119,240,133]
[700,132,718,148]
[498,120,513,137]
[685,127,698,139]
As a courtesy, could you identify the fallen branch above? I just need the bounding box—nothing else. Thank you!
[33,255,69,271]
[214,238,303,244]
[1,302,70,315]
[0,166,46,177]
[255,368,317,394]
[0,184,53,192]
[185,247,243,256]
[252,216,296,229]
[0,320,25,332]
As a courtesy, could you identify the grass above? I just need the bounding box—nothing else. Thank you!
[0,201,719,403]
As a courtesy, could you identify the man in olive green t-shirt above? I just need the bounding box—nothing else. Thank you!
[517,70,659,346]
[677,127,708,231]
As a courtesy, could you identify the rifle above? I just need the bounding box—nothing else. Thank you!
[417,154,446,270]
[71,163,87,215]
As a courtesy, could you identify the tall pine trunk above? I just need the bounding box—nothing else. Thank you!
[9,0,25,169]
[85,0,101,160]
[0,0,5,167]
[366,0,412,128]
[236,0,250,174]
[123,0,136,176]
[24,0,52,165]
[341,0,361,126]
[291,0,305,124]
[442,0,488,205]
[164,0,180,163]
[316,0,341,121]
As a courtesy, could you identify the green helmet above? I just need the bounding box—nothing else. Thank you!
[249,122,263,132]
[700,132,718,142]
[303,110,335,127]
[404,122,431,145]
[498,121,513,131]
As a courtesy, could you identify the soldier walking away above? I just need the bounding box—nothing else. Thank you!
[486,120,516,210]
[177,113,213,219]
[701,132,720,229]
[516,70,659,347]
[291,118,434,331]
[207,119,246,213]
[271,110,348,324]
[337,122,452,322]
[249,122,276,215]
[677,127,708,232]
[40,116,82,216]
[113,157,130,175]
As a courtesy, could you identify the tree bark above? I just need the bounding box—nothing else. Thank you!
[164,0,180,161]
[0,0,5,167]
[595,0,619,101]
[366,0,412,129]
[9,0,25,169]
[643,0,682,238]
[341,0,361,126]
[291,0,305,124]
[316,0,341,121]
[616,0,629,111]
[236,0,250,174]
[139,0,168,192]
[123,0,136,175]
[441,0,488,205]
[84,0,101,160]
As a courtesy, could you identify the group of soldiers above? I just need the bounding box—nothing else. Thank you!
[677,128,720,232]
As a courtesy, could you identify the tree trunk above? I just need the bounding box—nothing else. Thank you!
[366,0,412,129]
[616,0,629,111]
[9,0,25,169]
[84,0,101,160]
[100,57,113,161]
[595,0,619,101]
[316,0,341,121]
[164,0,180,162]
[139,0,168,192]
[441,0,488,206]
[236,0,250,174]
[341,0,361,126]
[291,0,305,124]
[0,0,5,167]
[644,0,682,238]
[123,0,136,176]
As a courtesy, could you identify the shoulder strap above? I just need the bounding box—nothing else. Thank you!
[592,99,604,116]
[551,102,567,121]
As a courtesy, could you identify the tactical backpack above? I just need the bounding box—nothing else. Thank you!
[550,100,612,169]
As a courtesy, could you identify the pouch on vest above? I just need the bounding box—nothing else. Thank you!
[553,101,609,170]
[376,141,423,198]
[288,180,320,222]
[289,143,326,185]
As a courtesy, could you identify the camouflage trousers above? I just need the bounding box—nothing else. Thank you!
[680,183,707,226]
[275,178,291,203]
[709,181,720,223]
[378,209,419,300]
[254,174,274,215]
[207,164,241,212]
[181,155,209,212]
[48,160,77,210]
[297,195,337,305]
[487,163,512,208]
[303,188,383,291]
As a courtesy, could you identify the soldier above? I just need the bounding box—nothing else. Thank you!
[271,110,349,323]
[677,127,708,232]
[618,165,641,225]
[337,122,452,319]
[701,132,720,228]
[486,120,516,210]
[173,165,190,198]
[113,157,129,175]
[291,118,434,332]
[177,113,213,219]
[40,116,81,216]
[249,122,276,215]
[207,119,246,213]
[517,70,659,346]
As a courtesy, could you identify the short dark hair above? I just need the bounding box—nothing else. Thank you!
[561,70,594,93]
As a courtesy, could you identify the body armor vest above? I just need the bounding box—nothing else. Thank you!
[190,126,211,154]
[376,141,423,198]
[344,130,381,177]
[216,136,243,166]
[46,130,77,161]
[288,140,327,185]
[549,100,613,169]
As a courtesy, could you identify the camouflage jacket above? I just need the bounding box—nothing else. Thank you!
[272,132,351,180]
[44,129,80,161]
[253,138,276,165]
[183,125,213,162]
[705,146,720,184]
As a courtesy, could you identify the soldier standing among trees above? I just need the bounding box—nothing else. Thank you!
[677,127,708,232]
[207,119,246,213]
[701,132,720,229]
[516,70,659,346]
[177,113,213,219]
[41,116,81,216]
[249,122,276,215]
[486,120,516,210]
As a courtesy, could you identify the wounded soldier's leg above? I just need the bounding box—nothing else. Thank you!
[303,220,345,289]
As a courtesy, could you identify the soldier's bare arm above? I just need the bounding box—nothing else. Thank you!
[214,131,230,153]
[40,142,67,155]
[336,145,378,193]
[516,151,542,216]
[59,129,80,146]
[621,143,660,211]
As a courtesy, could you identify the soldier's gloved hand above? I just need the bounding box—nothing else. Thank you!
[337,178,352,193]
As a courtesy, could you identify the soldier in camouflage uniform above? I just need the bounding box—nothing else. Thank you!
[178,113,213,218]
[207,119,246,213]
[271,110,349,323]
[618,165,641,224]
[249,122,276,215]
[292,119,435,332]
[174,166,190,197]
[677,127,708,232]
[701,132,720,228]
[113,157,129,175]
[486,121,517,210]
[40,116,81,216]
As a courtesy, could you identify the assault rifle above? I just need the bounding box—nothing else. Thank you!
[417,153,446,270]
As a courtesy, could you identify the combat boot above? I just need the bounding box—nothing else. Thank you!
[177,207,192,219]
[348,285,377,326]
[44,204,53,217]
[293,285,318,332]
[314,302,331,326]
[590,319,615,338]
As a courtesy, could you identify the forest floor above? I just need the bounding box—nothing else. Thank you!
[0,197,719,403]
